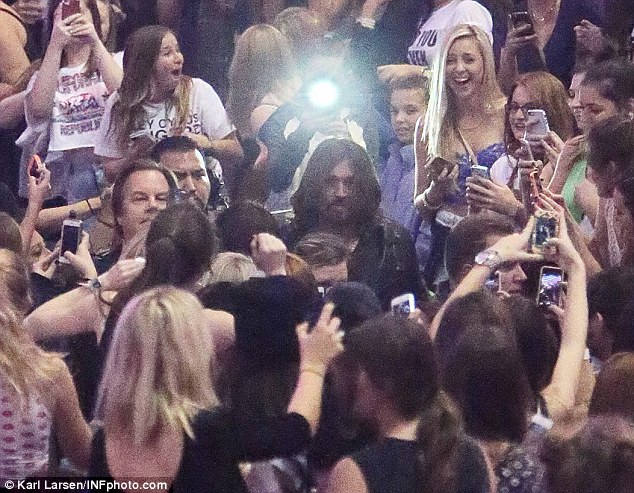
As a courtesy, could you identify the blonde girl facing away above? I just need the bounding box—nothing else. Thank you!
[0,249,91,481]
[414,23,506,286]
[227,24,300,139]
[90,285,343,491]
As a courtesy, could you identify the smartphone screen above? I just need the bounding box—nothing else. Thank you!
[510,11,535,35]
[524,109,550,140]
[532,212,558,251]
[537,266,563,307]
[62,0,81,19]
[484,271,500,293]
[391,293,415,316]
[471,165,490,180]
[60,222,82,261]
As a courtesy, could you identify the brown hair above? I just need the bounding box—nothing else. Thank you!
[109,25,192,145]
[505,71,576,151]
[589,352,634,421]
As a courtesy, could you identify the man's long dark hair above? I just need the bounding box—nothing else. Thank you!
[291,139,381,240]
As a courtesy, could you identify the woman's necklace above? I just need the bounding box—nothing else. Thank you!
[530,0,561,23]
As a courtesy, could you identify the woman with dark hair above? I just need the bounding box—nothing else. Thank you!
[94,24,242,183]
[465,71,579,223]
[25,202,234,418]
[589,352,634,421]
[325,314,491,493]
[542,416,634,493]
[17,0,121,203]
[586,117,634,268]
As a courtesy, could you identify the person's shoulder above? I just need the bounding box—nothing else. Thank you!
[453,0,493,22]
[190,78,222,99]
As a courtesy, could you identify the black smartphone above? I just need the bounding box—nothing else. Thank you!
[427,156,455,176]
[537,266,564,307]
[510,11,535,35]
[58,216,83,264]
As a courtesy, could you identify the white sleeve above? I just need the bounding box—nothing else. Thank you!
[450,1,493,41]
[93,92,125,159]
[191,78,234,140]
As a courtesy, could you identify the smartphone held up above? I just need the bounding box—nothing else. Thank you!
[58,211,83,264]
[391,293,415,317]
[531,210,558,254]
[537,266,564,308]
[61,0,81,19]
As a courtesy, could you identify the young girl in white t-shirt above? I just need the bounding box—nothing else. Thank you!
[19,0,122,203]
[94,25,243,184]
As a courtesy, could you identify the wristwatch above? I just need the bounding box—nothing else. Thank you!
[80,277,102,292]
[474,249,502,269]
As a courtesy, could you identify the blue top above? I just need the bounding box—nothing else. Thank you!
[446,141,506,207]
[379,142,433,269]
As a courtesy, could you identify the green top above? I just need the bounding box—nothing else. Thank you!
[561,157,587,223]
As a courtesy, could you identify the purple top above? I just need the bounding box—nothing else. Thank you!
[446,141,506,207]
[379,143,432,268]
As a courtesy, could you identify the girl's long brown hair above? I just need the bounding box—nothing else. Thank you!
[109,25,192,145]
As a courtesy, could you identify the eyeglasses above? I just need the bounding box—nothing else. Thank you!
[506,102,542,116]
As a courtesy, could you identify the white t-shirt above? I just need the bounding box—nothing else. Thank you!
[94,78,234,159]
[490,153,520,190]
[25,63,111,152]
[407,0,493,67]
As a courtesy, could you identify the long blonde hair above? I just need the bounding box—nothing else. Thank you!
[97,286,218,445]
[423,24,504,158]
[109,26,192,145]
[0,249,61,401]
[226,24,298,137]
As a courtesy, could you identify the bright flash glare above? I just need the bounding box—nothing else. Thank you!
[308,80,339,109]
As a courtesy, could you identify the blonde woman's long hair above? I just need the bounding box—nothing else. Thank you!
[97,286,218,445]
[0,249,61,402]
[226,24,298,137]
[423,24,505,159]
[109,25,192,145]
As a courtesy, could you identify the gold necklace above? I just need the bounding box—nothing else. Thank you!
[530,0,560,22]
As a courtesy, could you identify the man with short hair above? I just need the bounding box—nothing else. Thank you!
[291,139,422,308]
[445,213,528,295]
[294,231,350,289]
[151,136,212,210]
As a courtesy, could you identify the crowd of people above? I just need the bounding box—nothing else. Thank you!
[1,0,633,491]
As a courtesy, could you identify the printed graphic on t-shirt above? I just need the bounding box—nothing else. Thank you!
[144,111,207,141]
[408,29,439,66]
[54,72,108,138]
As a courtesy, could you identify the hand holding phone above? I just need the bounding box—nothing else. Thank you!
[531,210,558,253]
[536,266,564,307]
[391,293,415,317]
[58,212,83,264]
[510,11,535,36]
[61,0,81,19]
[427,156,455,178]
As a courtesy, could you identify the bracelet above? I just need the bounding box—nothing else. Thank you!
[356,16,376,29]
[300,366,325,379]
[421,189,441,210]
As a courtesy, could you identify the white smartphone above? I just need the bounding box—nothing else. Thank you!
[58,216,83,264]
[391,293,415,316]
[524,109,550,140]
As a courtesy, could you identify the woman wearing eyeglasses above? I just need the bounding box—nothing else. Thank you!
[466,71,575,221]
